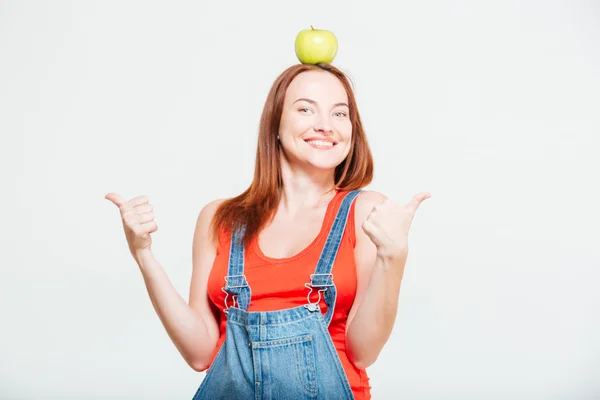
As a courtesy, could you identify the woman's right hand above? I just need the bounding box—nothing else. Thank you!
[105,193,158,260]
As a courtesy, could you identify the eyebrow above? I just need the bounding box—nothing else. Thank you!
[293,98,349,109]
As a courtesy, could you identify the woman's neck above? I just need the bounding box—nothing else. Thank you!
[278,162,337,214]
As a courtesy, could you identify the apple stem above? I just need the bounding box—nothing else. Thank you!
[311,25,314,31]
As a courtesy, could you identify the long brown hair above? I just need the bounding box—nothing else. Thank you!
[210,63,374,246]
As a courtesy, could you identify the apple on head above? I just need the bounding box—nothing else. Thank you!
[295,25,338,65]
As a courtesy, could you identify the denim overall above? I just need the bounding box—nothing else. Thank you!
[193,190,361,400]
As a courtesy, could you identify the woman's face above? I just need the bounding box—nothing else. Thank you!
[278,70,352,172]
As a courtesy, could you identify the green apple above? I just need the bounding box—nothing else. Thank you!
[295,25,338,64]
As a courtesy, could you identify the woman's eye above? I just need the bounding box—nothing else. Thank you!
[299,108,311,113]
[334,111,347,117]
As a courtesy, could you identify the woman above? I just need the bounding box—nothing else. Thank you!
[105,62,430,399]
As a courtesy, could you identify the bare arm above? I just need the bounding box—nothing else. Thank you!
[135,199,223,371]
[345,191,406,369]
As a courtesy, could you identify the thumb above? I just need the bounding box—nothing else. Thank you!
[406,192,430,213]
[105,192,126,208]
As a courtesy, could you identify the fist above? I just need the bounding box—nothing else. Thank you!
[361,192,430,258]
[105,193,158,259]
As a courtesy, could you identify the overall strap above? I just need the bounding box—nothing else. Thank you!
[306,190,362,326]
[222,225,251,314]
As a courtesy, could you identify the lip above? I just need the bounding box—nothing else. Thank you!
[303,137,338,145]
[303,138,338,150]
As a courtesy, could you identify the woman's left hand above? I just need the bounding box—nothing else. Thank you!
[361,192,431,259]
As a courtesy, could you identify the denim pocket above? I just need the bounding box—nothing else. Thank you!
[253,334,318,398]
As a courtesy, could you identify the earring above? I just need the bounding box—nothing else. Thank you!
[277,135,280,140]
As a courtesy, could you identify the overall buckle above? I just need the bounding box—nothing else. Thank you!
[222,274,248,314]
[304,273,334,312]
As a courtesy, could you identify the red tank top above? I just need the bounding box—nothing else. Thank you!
[206,190,371,399]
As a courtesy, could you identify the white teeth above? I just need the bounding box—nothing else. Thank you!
[306,140,334,147]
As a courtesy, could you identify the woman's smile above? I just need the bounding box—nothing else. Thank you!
[303,138,338,150]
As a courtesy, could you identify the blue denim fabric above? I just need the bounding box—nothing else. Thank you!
[193,190,362,400]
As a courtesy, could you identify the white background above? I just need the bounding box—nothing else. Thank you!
[1,1,599,399]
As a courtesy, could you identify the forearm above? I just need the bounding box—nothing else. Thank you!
[346,251,407,369]
[135,249,217,370]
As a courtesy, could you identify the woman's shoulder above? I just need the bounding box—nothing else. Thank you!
[341,190,387,247]
[196,198,228,245]
[353,190,388,220]
[198,198,226,223]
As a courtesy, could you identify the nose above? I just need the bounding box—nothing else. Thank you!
[313,115,333,134]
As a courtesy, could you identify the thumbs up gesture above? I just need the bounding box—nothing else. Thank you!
[361,192,430,260]
[105,193,158,260]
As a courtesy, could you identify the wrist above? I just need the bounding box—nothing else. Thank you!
[376,244,408,263]
[134,248,153,265]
